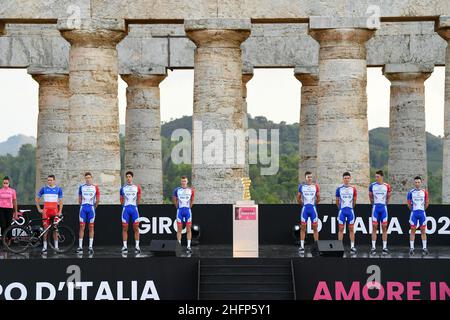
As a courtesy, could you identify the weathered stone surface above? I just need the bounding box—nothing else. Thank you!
[295,66,319,182]
[309,18,376,204]
[0,21,447,71]
[186,19,250,203]
[437,18,450,203]
[28,66,69,200]
[310,16,377,30]
[2,0,449,21]
[383,63,432,203]
[0,0,91,20]
[242,65,253,177]
[59,20,126,204]
[121,71,166,204]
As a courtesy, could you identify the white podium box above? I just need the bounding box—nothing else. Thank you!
[233,200,259,257]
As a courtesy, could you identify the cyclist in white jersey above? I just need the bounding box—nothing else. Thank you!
[407,176,429,255]
[335,172,358,254]
[297,171,320,253]
[76,172,100,254]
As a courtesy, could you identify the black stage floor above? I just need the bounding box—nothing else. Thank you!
[1,245,449,260]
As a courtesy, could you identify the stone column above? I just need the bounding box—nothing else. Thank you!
[28,67,69,200]
[57,19,127,204]
[185,19,251,204]
[383,64,432,204]
[295,66,319,182]
[242,65,253,176]
[121,68,166,204]
[437,16,450,204]
[309,17,377,204]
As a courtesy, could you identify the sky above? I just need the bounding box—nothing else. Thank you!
[0,67,445,143]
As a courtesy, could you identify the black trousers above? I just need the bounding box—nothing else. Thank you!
[0,207,13,238]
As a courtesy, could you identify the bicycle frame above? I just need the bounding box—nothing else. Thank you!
[11,213,64,241]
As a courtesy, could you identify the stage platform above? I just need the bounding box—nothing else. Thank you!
[1,245,450,260]
[1,245,449,300]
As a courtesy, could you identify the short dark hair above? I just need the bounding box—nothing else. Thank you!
[375,170,384,177]
[414,176,422,181]
[84,172,92,177]
[47,175,56,180]
[125,171,134,177]
[181,175,188,180]
[3,176,10,181]
[304,171,312,177]
[343,172,351,177]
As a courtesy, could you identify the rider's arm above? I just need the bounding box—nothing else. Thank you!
[13,198,18,219]
[35,187,43,213]
[386,184,391,205]
[296,192,302,205]
[368,184,373,205]
[95,185,100,209]
[172,196,178,208]
[425,190,429,210]
[119,186,124,206]
[297,185,302,205]
[315,184,320,205]
[78,185,82,206]
[407,191,412,211]
[137,185,142,205]
[190,188,195,208]
[335,187,340,208]
[353,187,357,208]
[172,188,178,208]
[12,189,18,215]
[58,188,63,215]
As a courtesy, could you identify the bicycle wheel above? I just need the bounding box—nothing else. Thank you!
[2,225,32,254]
[48,225,75,253]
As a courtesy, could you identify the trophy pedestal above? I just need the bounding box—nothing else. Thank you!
[233,200,258,257]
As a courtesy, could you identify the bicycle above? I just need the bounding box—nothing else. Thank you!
[2,210,75,254]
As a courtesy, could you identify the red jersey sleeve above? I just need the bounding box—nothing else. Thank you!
[95,185,100,202]
[137,185,142,202]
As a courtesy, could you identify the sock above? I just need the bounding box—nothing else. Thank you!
[123,241,127,248]
[89,238,94,248]
[371,240,376,249]
[410,241,414,249]
[383,241,387,249]
[54,240,58,249]
[422,239,427,249]
[78,239,83,248]
[300,240,304,249]
[178,240,181,244]
[43,241,47,249]
[135,240,140,248]
[351,242,355,248]
[187,240,191,248]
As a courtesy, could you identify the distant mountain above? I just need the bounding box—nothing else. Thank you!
[0,134,36,156]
